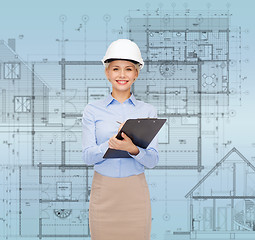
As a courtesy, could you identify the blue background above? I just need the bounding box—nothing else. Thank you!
[0,0,255,239]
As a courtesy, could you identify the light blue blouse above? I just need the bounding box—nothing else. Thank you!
[82,93,159,178]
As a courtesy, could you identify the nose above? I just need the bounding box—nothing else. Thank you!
[119,69,125,78]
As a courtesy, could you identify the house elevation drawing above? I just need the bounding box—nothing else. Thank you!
[0,5,254,240]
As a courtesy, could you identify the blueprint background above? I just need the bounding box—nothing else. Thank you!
[0,0,255,239]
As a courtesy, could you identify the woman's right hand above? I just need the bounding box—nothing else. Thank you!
[108,132,139,155]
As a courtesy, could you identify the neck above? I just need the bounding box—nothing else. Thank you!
[111,91,131,103]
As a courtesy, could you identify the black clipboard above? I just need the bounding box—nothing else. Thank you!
[103,118,167,158]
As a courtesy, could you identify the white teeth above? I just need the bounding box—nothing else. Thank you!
[117,80,128,84]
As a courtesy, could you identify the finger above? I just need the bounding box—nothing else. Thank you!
[109,141,118,149]
[110,137,121,146]
[109,135,117,142]
[109,139,117,147]
[121,132,129,140]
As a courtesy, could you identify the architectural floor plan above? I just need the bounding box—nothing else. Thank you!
[0,5,254,240]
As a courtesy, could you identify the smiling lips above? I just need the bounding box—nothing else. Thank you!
[116,80,129,85]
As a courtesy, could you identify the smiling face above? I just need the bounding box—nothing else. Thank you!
[105,60,139,99]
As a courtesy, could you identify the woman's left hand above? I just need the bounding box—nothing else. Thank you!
[118,122,125,132]
[108,132,139,155]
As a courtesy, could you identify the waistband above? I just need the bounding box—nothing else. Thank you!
[93,170,146,185]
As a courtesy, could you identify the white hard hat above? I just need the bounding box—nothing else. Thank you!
[101,39,144,70]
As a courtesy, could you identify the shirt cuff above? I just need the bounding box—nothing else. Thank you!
[99,141,109,155]
[128,146,146,160]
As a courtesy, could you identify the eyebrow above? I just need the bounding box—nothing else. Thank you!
[111,65,135,68]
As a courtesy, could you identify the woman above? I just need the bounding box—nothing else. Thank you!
[82,39,159,240]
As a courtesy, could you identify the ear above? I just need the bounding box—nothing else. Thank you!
[133,69,139,82]
[135,68,139,79]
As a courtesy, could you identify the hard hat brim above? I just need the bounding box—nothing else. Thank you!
[104,58,140,65]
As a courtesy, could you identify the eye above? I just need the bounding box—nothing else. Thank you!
[113,68,119,71]
[126,68,133,71]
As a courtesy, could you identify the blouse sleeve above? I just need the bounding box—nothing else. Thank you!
[128,106,159,168]
[82,104,109,165]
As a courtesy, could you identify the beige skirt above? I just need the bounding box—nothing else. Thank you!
[89,171,151,240]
